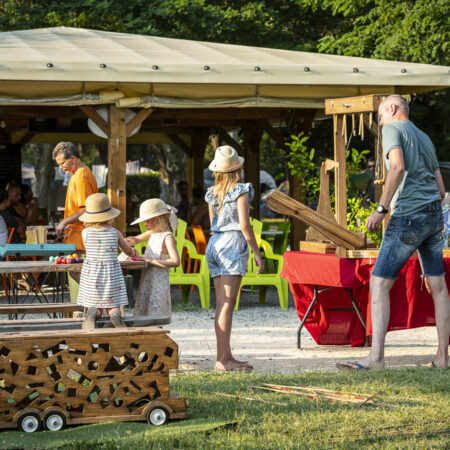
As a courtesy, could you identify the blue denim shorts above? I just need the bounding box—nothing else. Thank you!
[206,231,249,278]
[372,202,444,279]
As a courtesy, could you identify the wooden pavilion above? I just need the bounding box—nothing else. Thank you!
[1,27,449,246]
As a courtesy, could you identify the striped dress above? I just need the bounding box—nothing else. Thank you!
[77,227,128,309]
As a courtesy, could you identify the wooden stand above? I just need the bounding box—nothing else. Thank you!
[0,327,187,431]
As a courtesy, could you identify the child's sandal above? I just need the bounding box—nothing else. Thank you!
[110,314,126,328]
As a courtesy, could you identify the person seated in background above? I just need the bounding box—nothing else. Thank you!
[188,185,210,232]
[0,190,9,261]
[176,180,190,222]
[14,184,39,225]
[0,181,25,243]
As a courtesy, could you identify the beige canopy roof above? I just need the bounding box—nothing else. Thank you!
[0,27,449,108]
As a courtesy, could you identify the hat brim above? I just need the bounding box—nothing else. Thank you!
[130,208,171,226]
[208,156,244,173]
[79,206,121,223]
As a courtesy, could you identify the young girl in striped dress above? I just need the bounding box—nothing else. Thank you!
[77,193,137,329]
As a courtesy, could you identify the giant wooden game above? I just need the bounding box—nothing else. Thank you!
[0,327,187,432]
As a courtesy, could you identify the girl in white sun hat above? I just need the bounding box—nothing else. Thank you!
[77,193,137,329]
[206,146,263,372]
[127,198,180,321]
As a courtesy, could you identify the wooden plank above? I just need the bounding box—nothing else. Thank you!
[126,107,155,137]
[0,303,83,315]
[79,105,110,138]
[306,159,338,242]
[325,95,389,115]
[0,260,146,274]
[0,316,170,332]
[333,114,347,227]
[108,104,127,234]
[334,248,450,259]
[0,323,170,337]
[299,241,337,254]
[263,190,365,249]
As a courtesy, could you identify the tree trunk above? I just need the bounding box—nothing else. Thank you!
[151,143,186,206]
[33,143,55,216]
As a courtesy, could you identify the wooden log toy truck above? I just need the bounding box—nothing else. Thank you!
[0,327,187,432]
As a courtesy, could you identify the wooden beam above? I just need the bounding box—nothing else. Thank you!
[126,107,155,137]
[167,134,192,157]
[243,122,262,218]
[258,120,289,152]
[325,94,389,115]
[80,105,110,138]
[333,114,347,227]
[107,105,127,233]
[217,127,243,154]
[17,133,35,146]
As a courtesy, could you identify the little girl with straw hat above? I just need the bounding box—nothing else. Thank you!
[77,193,137,329]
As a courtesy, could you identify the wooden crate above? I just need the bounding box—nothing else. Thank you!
[0,327,187,430]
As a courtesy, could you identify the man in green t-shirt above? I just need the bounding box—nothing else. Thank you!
[337,95,448,371]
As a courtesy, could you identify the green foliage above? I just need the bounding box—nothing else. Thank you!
[346,147,370,175]
[126,172,161,202]
[301,0,450,160]
[99,172,161,203]
[347,196,382,245]
[260,133,287,184]
[286,133,320,204]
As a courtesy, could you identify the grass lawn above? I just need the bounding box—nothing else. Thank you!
[1,368,448,449]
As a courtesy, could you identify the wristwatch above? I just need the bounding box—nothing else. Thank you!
[376,204,388,214]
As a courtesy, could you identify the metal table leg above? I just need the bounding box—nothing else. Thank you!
[344,287,368,346]
[297,285,334,349]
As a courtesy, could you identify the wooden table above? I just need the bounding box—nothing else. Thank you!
[0,260,146,307]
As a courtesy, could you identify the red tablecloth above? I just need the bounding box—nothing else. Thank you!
[281,252,450,347]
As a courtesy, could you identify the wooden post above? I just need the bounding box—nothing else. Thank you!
[286,109,315,250]
[333,114,347,227]
[191,129,209,191]
[107,105,127,233]
[243,123,262,219]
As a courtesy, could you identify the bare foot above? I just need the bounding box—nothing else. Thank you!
[214,360,253,372]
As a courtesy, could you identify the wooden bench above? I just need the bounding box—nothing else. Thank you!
[0,315,170,332]
[0,303,84,315]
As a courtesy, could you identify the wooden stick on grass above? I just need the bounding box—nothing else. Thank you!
[214,392,287,407]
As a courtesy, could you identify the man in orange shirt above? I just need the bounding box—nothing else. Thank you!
[53,142,98,252]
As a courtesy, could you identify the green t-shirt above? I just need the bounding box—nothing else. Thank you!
[382,120,440,216]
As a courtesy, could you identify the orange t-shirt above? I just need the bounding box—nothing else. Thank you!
[64,166,98,251]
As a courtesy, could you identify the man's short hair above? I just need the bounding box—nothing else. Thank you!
[0,189,8,204]
[381,95,409,116]
[6,180,20,192]
[52,142,80,160]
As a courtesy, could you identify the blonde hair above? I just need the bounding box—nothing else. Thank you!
[84,219,114,229]
[146,213,171,233]
[212,169,242,213]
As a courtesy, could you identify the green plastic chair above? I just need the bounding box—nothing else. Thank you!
[133,222,148,256]
[235,218,288,310]
[169,219,210,309]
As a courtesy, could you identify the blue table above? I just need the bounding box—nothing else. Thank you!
[0,244,75,258]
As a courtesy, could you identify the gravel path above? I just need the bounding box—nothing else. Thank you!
[169,287,440,373]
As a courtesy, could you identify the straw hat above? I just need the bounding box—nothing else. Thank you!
[131,198,171,225]
[208,145,244,173]
[79,193,120,223]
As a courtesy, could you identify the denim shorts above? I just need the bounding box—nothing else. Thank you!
[206,231,249,278]
[372,201,444,279]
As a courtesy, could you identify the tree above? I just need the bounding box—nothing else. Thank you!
[300,0,450,160]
